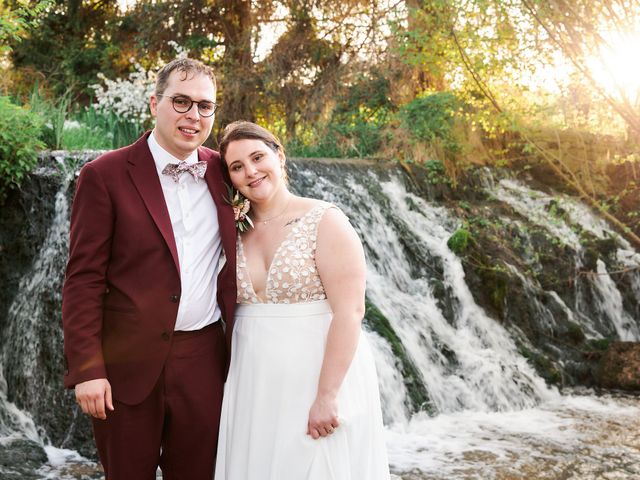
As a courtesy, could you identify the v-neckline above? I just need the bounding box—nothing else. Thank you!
[238,205,322,303]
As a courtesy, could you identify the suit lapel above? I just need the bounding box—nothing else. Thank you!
[127,133,181,274]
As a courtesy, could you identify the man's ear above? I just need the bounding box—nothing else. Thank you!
[149,94,158,117]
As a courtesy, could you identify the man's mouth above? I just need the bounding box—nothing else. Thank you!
[178,127,199,135]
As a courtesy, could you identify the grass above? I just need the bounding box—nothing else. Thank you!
[25,86,144,150]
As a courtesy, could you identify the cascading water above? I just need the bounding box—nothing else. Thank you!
[1,155,639,479]
[292,167,556,417]
[493,178,640,342]
[0,157,97,479]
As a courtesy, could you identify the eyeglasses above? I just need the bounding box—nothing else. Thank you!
[157,94,218,117]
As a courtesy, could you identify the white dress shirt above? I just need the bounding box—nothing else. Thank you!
[148,131,222,331]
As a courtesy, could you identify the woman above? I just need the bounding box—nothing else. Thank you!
[215,121,390,479]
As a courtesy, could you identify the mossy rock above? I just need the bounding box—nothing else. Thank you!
[564,321,586,345]
[519,346,562,385]
[364,299,432,413]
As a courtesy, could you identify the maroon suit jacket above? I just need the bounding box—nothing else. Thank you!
[62,132,237,405]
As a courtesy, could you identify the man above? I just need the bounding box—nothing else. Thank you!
[62,58,237,479]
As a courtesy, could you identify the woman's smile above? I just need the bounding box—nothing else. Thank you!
[248,175,267,188]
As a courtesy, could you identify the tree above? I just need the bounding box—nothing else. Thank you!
[10,0,122,99]
[521,0,640,137]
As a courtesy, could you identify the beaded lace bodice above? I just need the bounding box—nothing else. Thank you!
[237,203,336,304]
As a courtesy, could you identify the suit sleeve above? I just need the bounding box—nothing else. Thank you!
[62,162,113,388]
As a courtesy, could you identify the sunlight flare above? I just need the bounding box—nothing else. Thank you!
[587,30,640,104]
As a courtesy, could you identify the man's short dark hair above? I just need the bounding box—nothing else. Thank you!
[155,58,216,95]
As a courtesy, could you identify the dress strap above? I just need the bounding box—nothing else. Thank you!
[305,202,340,241]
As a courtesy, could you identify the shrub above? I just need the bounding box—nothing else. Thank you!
[424,159,450,184]
[447,228,473,254]
[288,71,394,158]
[398,92,462,156]
[0,96,44,201]
[92,62,155,126]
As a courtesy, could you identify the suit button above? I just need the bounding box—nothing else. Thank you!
[161,332,171,341]
[170,294,179,303]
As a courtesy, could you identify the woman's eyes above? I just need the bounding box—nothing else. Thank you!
[230,154,263,171]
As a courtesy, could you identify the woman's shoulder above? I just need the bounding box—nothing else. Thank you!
[295,198,347,222]
[287,197,331,217]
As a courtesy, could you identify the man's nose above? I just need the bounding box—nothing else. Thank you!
[185,103,201,119]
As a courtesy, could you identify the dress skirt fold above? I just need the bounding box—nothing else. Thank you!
[214,300,389,480]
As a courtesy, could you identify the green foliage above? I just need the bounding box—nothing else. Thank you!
[447,228,473,254]
[29,88,70,149]
[0,97,43,200]
[423,159,450,184]
[585,338,612,352]
[26,86,142,150]
[0,0,51,55]
[398,92,462,156]
[288,71,394,158]
[60,123,112,151]
[10,0,124,99]
[74,106,143,150]
[519,345,562,384]
[28,89,141,150]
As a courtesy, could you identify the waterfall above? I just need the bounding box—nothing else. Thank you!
[289,164,556,420]
[492,177,640,342]
[0,158,94,477]
[1,155,639,477]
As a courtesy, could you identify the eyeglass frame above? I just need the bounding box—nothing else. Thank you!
[156,94,218,117]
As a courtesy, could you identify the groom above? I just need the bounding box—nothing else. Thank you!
[62,58,237,479]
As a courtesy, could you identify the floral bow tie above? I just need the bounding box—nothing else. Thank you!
[162,161,207,183]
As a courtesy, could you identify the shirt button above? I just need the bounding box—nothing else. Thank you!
[161,332,171,341]
[170,294,179,303]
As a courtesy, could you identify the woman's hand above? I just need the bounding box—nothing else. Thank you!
[307,394,340,439]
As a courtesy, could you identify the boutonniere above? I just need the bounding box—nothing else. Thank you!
[225,184,254,232]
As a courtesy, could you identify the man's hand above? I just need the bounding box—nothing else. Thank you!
[75,378,114,420]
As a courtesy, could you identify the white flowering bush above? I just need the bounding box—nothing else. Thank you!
[167,40,189,59]
[91,61,156,125]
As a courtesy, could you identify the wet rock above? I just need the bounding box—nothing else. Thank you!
[0,439,47,479]
[596,342,640,390]
[364,299,432,414]
[0,152,96,457]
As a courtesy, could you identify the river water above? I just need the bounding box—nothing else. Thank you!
[32,390,640,479]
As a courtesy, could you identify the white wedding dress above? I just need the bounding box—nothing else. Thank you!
[215,203,390,480]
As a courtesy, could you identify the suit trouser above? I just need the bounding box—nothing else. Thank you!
[92,321,226,480]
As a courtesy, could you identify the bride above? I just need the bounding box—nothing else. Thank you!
[214,121,390,479]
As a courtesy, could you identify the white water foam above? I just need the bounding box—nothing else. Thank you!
[386,393,640,478]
